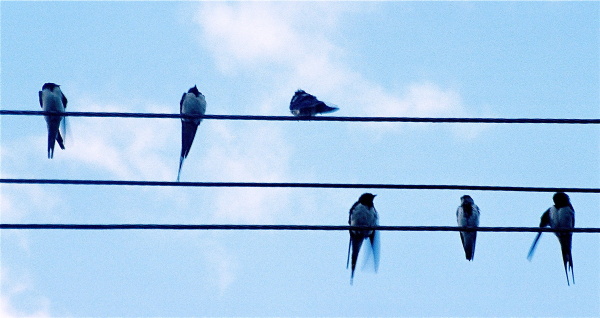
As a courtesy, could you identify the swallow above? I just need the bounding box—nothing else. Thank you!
[177,85,206,181]
[346,193,379,284]
[38,83,67,158]
[456,195,480,261]
[527,192,575,286]
[289,90,338,116]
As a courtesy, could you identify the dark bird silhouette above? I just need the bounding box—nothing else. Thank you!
[346,193,379,284]
[177,85,206,181]
[38,83,67,158]
[456,195,480,261]
[527,192,575,286]
[289,90,338,116]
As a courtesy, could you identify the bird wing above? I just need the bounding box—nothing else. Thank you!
[61,92,67,109]
[348,201,360,225]
[180,92,187,114]
[472,204,480,226]
[567,207,575,228]
[346,237,352,269]
[540,209,551,227]
[527,208,551,261]
[290,91,318,111]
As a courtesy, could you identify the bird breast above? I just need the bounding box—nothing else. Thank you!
[350,205,377,227]
[457,206,480,227]
[182,94,206,124]
[183,94,206,114]
[42,90,65,112]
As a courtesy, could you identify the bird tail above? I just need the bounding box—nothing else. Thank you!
[60,115,68,148]
[527,232,543,261]
[346,237,352,269]
[181,121,199,159]
[349,234,363,284]
[315,103,339,115]
[369,231,380,272]
[56,130,66,150]
[46,118,61,159]
[461,231,476,261]
[177,156,184,182]
[47,132,55,159]
[178,121,199,181]
[559,234,574,286]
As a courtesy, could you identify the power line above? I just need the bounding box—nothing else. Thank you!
[2,178,599,193]
[1,110,599,124]
[1,224,599,232]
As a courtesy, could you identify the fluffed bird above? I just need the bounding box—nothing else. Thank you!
[527,192,575,286]
[456,195,480,261]
[177,85,206,181]
[39,83,67,158]
[346,193,379,284]
[289,89,338,116]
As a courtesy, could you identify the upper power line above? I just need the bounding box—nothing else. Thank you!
[2,178,599,193]
[1,110,599,124]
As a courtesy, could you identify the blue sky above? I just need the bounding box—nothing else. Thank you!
[1,1,599,317]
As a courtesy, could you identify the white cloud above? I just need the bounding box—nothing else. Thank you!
[0,268,51,318]
[199,121,291,223]
[0,190,18,222]
[194,2,484,137]
[196,2,344,73]
[61,101,178,180]
[201,240,239,294]
[397,82,464,116]
[0,182,65,252]
[198,3,296,67]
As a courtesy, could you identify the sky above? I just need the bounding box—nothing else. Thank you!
[1,1,599,317]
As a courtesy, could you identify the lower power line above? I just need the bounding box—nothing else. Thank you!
[1,224,599,232]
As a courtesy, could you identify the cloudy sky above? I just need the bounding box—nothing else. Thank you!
[1,1,599,317]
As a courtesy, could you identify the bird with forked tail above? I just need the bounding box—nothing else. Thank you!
[39,83,67,159]
[456,195,480,261]
[177,85,206,181]
[527,192,575,286]
[346,193,379,285]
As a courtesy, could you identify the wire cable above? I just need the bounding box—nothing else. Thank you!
[1,110,599,124]
[2,178,599,193]
[1,224,599,232]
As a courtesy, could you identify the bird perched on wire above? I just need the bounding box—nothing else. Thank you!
[289,89,338,117]
[346,193,379,284]
[38,83,67,159]
[456,195,480,261]
[177,85,206,182]
[527,192,575,286]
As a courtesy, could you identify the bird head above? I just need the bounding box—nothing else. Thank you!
[188,85,201,96]
[553,192,571,208]
[42,83,60,91]
[358,193,377,207]
[460,195,474,205]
